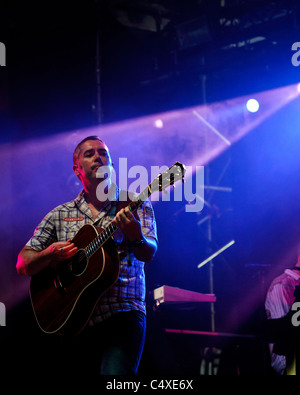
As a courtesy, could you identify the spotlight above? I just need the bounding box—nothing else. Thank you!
[154,119,163,128]
[246,99,260,113]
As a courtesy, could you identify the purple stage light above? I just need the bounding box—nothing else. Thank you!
[246,99,260,113]
[154,119,163,128]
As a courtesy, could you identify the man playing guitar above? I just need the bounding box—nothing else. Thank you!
[16,136,158,376]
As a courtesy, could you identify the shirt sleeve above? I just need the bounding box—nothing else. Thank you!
[265,283,291,374]
[26,211,57,251]
[265,283,292,320]
[137,199,158,243]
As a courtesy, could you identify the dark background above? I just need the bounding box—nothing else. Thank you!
[1,0,300,376]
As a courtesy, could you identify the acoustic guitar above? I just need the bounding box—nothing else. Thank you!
[30,162,185,336]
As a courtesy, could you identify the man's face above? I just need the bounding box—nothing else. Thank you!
[73,139,113,185]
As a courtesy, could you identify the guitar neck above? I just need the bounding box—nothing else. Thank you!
[85,162,185,258]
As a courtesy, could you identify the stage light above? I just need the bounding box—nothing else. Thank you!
[246,99,260,113]
[154,119,163,128]
[197,240,235,269]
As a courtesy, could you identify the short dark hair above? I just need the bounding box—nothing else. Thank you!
[73,136,104,164]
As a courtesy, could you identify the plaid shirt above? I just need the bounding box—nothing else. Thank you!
[26,186,157,324]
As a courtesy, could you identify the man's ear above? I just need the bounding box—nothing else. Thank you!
[73,164,80,176]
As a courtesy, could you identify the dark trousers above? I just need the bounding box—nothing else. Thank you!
[63,310,146,376]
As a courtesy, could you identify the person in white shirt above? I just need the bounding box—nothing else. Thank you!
[265,245,300,375]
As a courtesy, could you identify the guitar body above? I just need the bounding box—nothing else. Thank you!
[30,224,120,336]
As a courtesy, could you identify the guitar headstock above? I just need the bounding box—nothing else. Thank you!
[151,161,186,193]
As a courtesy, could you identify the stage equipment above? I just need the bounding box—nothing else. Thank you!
[153,285,216,307]
[104,0,170,33]
[194,74,234,332]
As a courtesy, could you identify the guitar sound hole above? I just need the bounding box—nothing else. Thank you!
[71,249,88,276]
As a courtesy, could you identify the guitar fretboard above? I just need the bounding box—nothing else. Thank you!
[85,195,145,258]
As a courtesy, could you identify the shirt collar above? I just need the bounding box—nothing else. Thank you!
[284,269,300,281]
[73,184,120,221]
